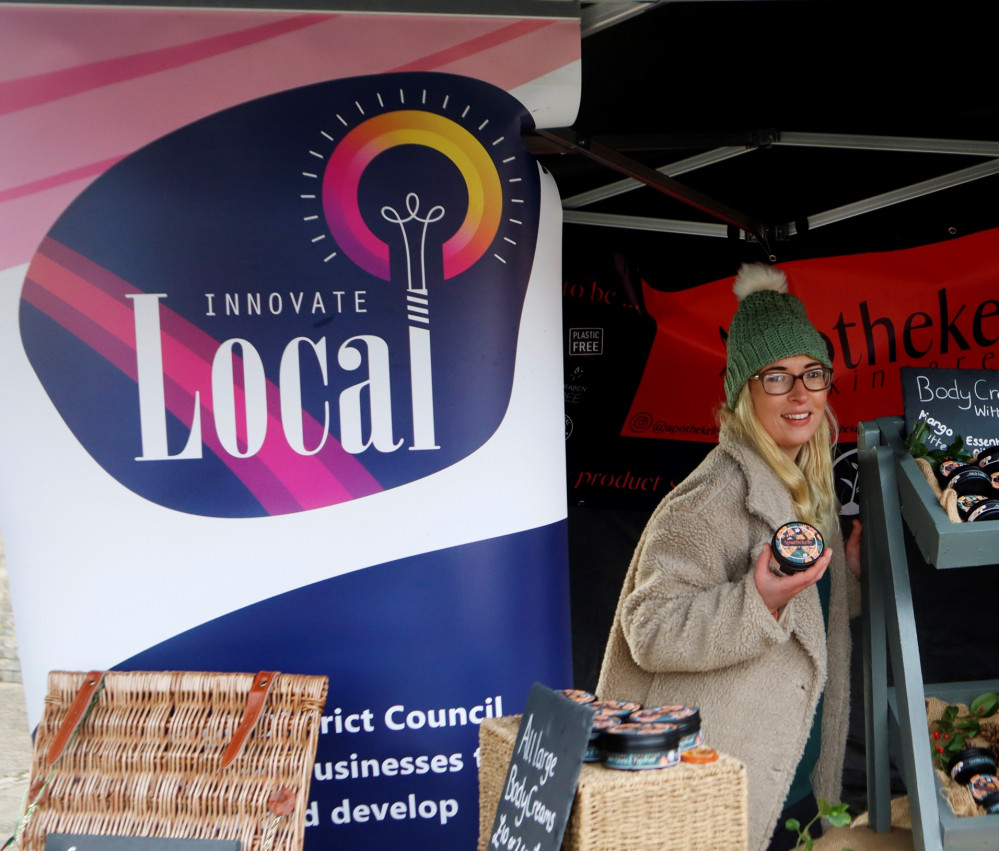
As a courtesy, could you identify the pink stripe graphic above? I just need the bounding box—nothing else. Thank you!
[22,275,304,514]
[389,19,555,73]
[38,238,383,496]
[22,241,383,514]
[432,21,580,90]
[0,14,333,116]
[0,13,578,269]
[0,156,124,205]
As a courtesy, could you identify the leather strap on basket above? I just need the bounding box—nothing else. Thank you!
[221,671,279,769]
[46,671,106,767]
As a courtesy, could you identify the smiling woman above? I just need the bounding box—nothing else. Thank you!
[722,264,839,534]
[597,263,862,851]
[748,356,832,460]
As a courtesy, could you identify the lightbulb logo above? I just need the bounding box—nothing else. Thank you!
[18,72,540,517]
[303,92,531,458]
[318,108,507,279]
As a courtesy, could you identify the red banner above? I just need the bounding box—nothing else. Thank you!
[624,227,999,443]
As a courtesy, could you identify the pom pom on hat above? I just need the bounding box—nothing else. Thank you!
[724,263,830,408]
[733,263,788,301]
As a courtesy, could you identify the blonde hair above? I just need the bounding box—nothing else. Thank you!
[719,385,838,535]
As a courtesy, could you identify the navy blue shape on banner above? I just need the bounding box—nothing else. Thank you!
[19,72,540,517]
[114,521,573,850]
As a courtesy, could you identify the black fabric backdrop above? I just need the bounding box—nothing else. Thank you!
[558,223,999,812]
[550,1,999,811]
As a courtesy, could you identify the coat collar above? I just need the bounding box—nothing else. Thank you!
[716,422,830,677]
[716,422,792,529]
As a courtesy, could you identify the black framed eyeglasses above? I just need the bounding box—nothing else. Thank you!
[750,367,832,395]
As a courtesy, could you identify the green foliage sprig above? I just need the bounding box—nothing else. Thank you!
[905,419,974,468]
[785,798,852,851]
[930,692,999,769]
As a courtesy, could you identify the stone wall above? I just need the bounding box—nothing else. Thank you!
[0,533,22,684]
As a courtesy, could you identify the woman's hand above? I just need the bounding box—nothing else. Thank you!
[753,543,832,616]
[845,518,862,580]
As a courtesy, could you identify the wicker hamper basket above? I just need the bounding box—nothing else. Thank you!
[17,670,328,851]
[478,715,749,851]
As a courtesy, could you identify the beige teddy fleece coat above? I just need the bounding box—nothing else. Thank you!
[597,425,857,851]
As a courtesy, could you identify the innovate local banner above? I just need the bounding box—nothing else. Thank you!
[0,4,580,848]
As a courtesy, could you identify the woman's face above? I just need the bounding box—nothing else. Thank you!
[748,354,829,460]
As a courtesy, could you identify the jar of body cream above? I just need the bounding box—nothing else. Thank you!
[936,457,967,488]
[770,521,824,576]
[979,460,999,489]
[944,465,993,497]
[589,698,642,718]
[975,445,999,468]
[967,499,999,523]
[558,688,596,705]
[584,713,621,762]
[950,748,997,785]
[599,721,680,770]
[629,705,702,751]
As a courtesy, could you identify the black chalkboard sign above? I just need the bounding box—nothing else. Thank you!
[487,683,594,851]
[45,837,240,851]
[901,367,999,454]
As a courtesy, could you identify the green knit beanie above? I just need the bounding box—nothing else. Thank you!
[724,264,831,408]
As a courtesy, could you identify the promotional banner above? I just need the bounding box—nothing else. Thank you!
[563,227,999,512]
[0,5,580,849]
[623,229,999,445]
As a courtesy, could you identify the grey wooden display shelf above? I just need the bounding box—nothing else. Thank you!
[887,419,999,569]
[859,417,999,851]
